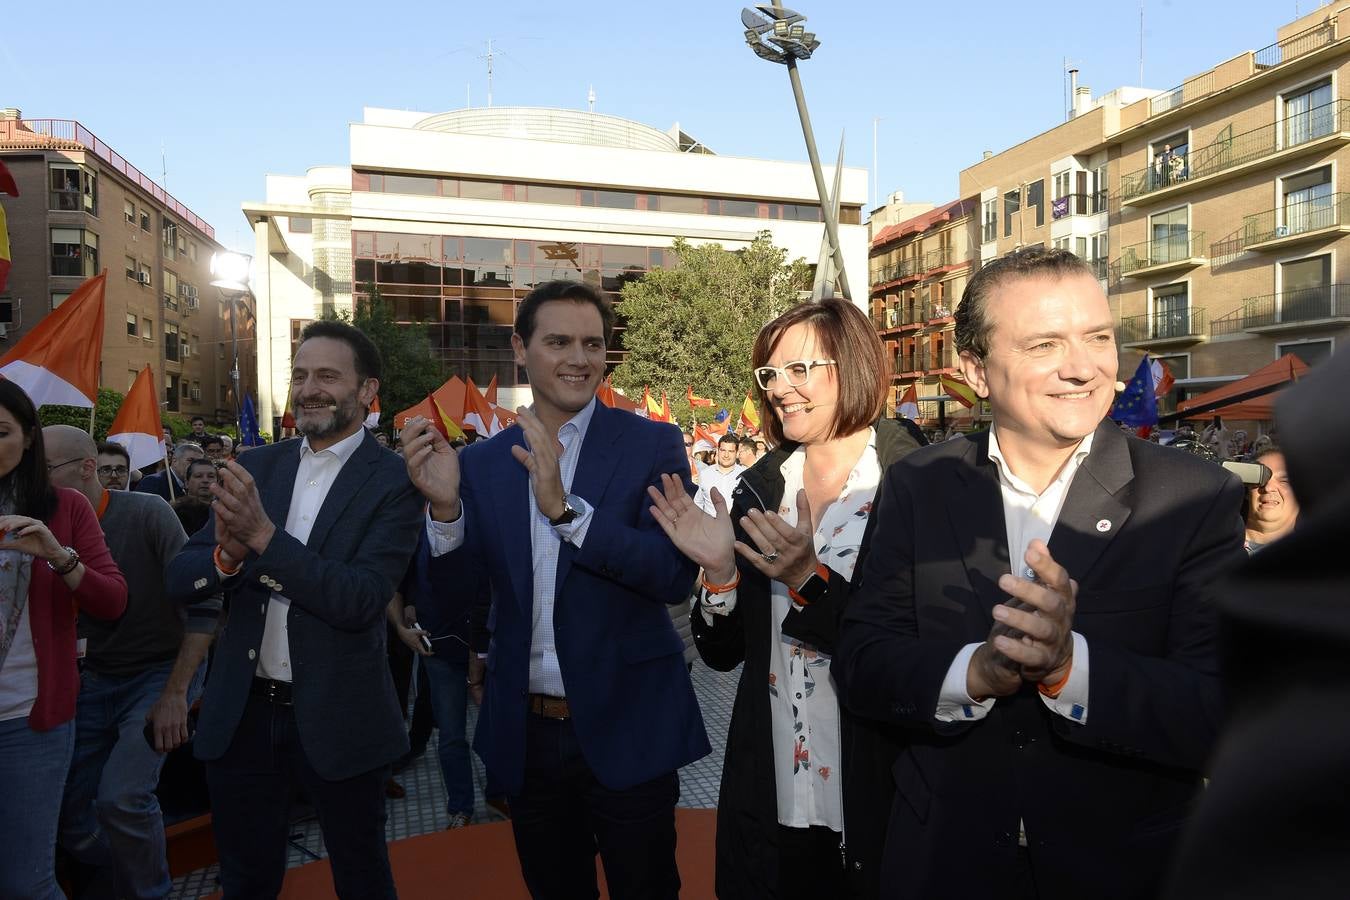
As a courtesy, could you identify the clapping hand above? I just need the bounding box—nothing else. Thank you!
[403,417,462,521]
[511,408,566,521]
[647,473,736,582]
[211,462,276,555]
[734,489,820,591]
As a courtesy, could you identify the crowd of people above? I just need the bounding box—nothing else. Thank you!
[0,246,1332,900]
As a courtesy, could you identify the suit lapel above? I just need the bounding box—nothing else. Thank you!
[555,400,622,593]
[263,440,302,532]
[306,432,380,550]
[491,427,534,615]
[946,433,1012,618]
[1048,421,1134,584]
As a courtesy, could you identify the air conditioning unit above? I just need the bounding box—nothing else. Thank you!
[136,271,151,285]
[1275,225,1291,237]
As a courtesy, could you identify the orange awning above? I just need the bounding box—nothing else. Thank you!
[1176,354,1309,421]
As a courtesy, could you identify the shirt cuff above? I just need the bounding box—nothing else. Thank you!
[426,505,466,556]
[696,584,738,627]
[1039,631,1089,725]
[935,642,996,724]
[552,496,594,546]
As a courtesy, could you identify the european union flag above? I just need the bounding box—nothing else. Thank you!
[240,394,265,446]
[714,408,730,423]
[1110,356,1158,428]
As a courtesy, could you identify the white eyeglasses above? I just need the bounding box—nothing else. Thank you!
[753,359,837,391]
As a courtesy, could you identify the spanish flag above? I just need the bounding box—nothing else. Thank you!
[739,391,761,432]
[687,385,715,409]
[430,392,467,441]
[938,374,978,409]
[0,160,16,295]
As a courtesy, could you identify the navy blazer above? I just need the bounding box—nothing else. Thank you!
[166,431,424,781]
[431,401,711,794]
[834,421,1247,900]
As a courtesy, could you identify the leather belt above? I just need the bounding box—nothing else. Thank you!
[527,693,571,720]
[251,676,294,706]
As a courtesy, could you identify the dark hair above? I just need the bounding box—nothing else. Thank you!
[190,416,206,426]
[299,319,383,382]
[200,434,224,450]
[185,458,217,481]
[717,434,740,449]
[171,496,211,536]
[751,298,888,447]
[0,380,56,520]
[954,247,1097,360]
[96,441,130,466]
[514,280,615,347]
[174,440,203,458]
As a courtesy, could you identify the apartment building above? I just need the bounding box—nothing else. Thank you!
[869,196,979,422]
[0,109,255,423]
[952,8,1350,420]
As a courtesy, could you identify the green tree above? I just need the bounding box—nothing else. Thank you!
[39,388,125,440]
[323,286,447,429]
[612,232,811,425]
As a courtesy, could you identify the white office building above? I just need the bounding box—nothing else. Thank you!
[242,106,868,429]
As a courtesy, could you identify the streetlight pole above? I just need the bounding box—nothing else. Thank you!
[742,3,852,301]
[211,251,253,443]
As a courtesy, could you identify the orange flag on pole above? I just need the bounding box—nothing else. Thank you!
[0,270,106,407]
[364,395,381,430]
[687,385,715,409]
[484,375,499,406]
[463,377,501,436]
[429,393,467,441]
[106,365,165,471]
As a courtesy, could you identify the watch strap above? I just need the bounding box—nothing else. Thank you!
[789,563,831,606]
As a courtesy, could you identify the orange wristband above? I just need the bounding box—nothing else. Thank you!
[213,545,242,576]
[700,570,741,595]
[1038,660,1073,699]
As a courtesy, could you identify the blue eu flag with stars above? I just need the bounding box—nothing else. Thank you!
[240,394,265,446]
[1110,356,1158,428]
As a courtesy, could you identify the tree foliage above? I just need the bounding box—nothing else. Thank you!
[611,232,811,425]
[323,286,447,430]
[39,388,124,440]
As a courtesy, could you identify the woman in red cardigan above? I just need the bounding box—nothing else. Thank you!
[0,381,127,900]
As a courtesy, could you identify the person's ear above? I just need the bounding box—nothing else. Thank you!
[958,350,991,399]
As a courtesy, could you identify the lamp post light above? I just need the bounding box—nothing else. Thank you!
[741,3,852,300]
[210,250,253,442]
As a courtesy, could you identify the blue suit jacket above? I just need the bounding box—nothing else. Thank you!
[433,401,711,793]
[166,431,424,780]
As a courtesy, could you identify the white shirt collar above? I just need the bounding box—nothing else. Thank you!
[987,425,1095,495]
[555,396,598,442]
[300,426,367,463]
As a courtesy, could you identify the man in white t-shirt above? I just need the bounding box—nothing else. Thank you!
[694,435,745,518]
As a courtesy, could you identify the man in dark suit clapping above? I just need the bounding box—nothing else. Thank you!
[167,320,423,898]
[836,248,1246,900]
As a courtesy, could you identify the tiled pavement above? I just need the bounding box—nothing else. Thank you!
[169,661,740,899]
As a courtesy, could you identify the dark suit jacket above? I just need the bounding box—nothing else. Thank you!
[135,469,183,503]
[834,420,1246,900]
[430,400,710,795]
[166,431,424,780]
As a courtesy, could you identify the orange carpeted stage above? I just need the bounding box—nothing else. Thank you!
[203,808,716,899]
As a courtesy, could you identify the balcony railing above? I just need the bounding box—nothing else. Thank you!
[899,303,925,326]
[924,300,955,322]
[1254,20,1337,69]
[1212,283,1350,335]
[1115,232,1206,277]
[1051,191,1108,220]
[920,245,954,274]
[1238,193,1350,249]
[874,256,922,284]
[1090,257,1109,280]
[1119,101,1350,204]
[895,354,919,375]
[1119,307,1207,343]
[1150,70,1216,117]
[919,345,955,371]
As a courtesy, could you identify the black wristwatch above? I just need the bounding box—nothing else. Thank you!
[789,563,830,606]
[548,494,582,527]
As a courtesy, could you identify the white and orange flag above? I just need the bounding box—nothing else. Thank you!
[0,270,106,407]
[463,377,502,436]
[364,395,381,430]
[107,366,165,471]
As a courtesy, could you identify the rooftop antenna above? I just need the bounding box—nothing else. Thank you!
[1139,1,1145,86]
[588,85,596,113]
[466,82,471,108]
[478,39,496,107]
[161,142,167,191]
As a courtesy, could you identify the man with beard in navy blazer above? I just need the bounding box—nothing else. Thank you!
[167,321,423,899]
[402,280,709,900]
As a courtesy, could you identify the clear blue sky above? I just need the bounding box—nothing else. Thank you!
[3,0,1303,254]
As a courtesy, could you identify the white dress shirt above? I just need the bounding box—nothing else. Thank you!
[934,426,1093,726]
[426,398,597,697]
[694,463,745,517]
[253,427,368,683]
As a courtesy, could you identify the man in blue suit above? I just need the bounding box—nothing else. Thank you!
[403,279,710,900]
[167,320,423,898]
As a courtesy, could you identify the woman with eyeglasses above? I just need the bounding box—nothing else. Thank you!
[649,298,921,898]
[0,381,127,899]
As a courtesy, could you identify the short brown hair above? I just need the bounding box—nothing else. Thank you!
[751,298,887,446]
[955,247,1097,359]
[515,280,615,346]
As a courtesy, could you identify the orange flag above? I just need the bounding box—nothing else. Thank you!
[0,160,16,294]
[463,377,500,436]
[0,270,106,408]
[484,375,499,406]
[364,395,381,430]
[106,366,165,471]
[898,384,920,419]
[687,385,715,409]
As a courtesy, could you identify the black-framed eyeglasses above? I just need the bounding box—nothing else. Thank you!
[97,465,130,477]
[753,358,837,391]
[47,458,83,473]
